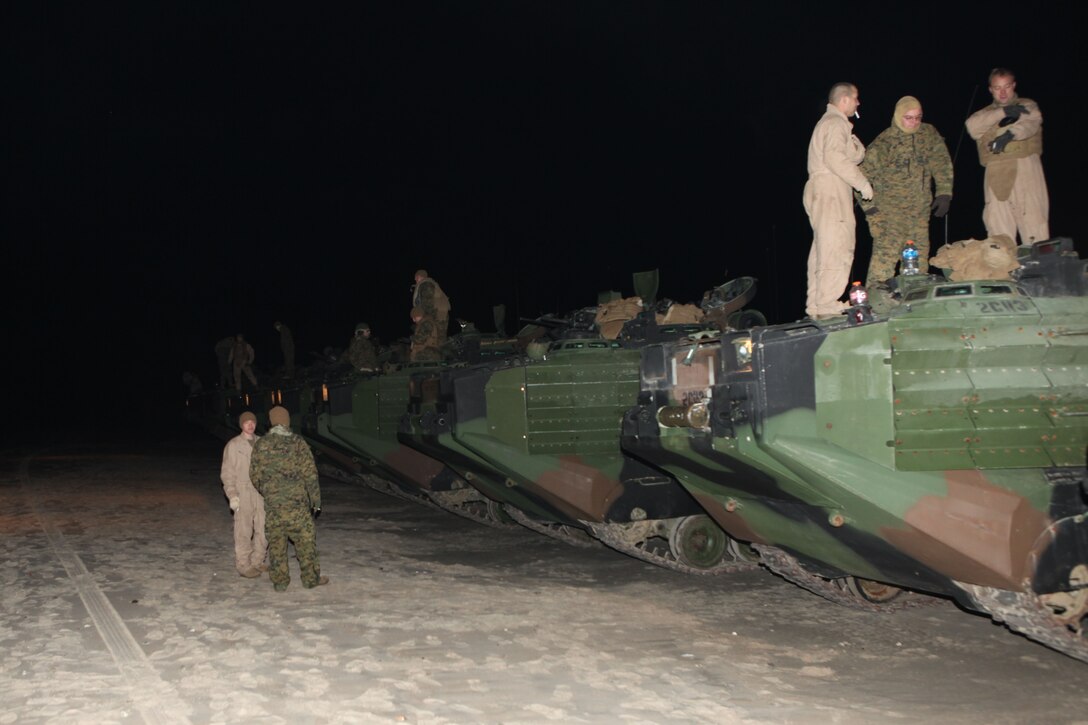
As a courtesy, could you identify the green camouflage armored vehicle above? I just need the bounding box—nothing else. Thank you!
[400,339,758,571]
[398,274,765,573]
[299,364,513,524]
[622,238,1088,661]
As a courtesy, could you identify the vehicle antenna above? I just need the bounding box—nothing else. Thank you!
[947,84,981,246]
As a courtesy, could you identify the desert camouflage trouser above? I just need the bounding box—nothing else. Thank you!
[265,507,321,589]
[864,203,930,286]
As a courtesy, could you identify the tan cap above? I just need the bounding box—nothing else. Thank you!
[269,406,290,428]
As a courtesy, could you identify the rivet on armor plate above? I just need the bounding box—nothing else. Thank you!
[829,513,845,527]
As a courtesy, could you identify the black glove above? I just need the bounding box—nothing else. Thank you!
[931,194,951,218]
[864,206,879,216]
[1002,103,1028,121]
[312,507,322,518]
[989,131,1014,153]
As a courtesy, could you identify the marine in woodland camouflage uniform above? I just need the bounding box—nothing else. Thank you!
[412,269,450,346]
[859,96,953,285]
[409,307,442,362]
[347,322,378,370]
[249,406,327,591]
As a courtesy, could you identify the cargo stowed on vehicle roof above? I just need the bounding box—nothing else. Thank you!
[621,238,1088,662]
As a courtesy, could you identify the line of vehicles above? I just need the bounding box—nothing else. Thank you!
[188,238,1088,663]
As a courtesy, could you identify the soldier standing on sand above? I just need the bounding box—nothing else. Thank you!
[273,321,294,378]
[220,411,268,578]
[228,333,258,392]
[409,307,442,362]
[412,269,451,346]
[858,96,954,284]
[250,406,328,591]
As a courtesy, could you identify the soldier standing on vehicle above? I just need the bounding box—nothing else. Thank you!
[214,336,234,389]
[859,96,954,284]
[803,83,874,319]
[250,406,328,591]
[220,411,267,578]
[965,67,1049,245]
[346,322,378,371]
[412,269,451,346]
[228,333,258,392]
[273,321,294,378]
[182,371,203,396]
[409,307,442,362]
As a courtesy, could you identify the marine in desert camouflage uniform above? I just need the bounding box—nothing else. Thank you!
[249,406,327,591]
[859,96,953,284]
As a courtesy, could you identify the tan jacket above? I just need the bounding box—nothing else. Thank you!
[221,433,263,507]
[965,96,1043,165]
[806,104,869,192]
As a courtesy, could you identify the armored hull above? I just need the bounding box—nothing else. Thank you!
[401,339,755,572]
[622,241,1088,660]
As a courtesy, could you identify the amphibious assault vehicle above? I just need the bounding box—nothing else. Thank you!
[620,238,1088,661]
[399,335,756,573]
[394,274,763,572]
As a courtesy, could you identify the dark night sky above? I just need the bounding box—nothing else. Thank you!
[5,3,1085,440]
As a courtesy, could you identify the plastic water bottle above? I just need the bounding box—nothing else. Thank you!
[901,240,920,276]
[848,281,868,306]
